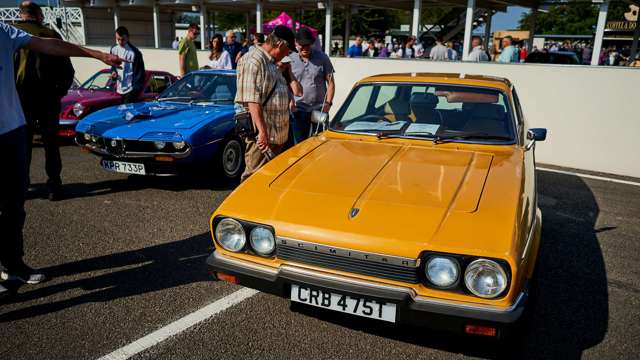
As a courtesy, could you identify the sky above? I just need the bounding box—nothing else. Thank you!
[476,6,530,34]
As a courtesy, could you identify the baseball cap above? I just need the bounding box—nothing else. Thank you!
[272,25,296,52]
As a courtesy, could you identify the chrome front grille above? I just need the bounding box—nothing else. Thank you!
[275,237,421,284]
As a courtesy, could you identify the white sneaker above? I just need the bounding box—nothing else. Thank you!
[1,267,47,285]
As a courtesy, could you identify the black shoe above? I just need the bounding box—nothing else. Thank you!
[1,263,47,285]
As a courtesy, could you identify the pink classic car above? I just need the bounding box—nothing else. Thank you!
[58,69,176,137]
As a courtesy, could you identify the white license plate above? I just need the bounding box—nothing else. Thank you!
[290,284,396,323]
[100,160,146,175]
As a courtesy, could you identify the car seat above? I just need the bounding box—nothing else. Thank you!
[461,103,508,136]
[383,97,412,122]
[410,93,442,124]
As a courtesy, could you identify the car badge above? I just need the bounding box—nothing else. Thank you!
[349,208,360,219]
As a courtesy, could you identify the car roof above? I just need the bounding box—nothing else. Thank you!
[356,73,512,92]
[192,69,237,75]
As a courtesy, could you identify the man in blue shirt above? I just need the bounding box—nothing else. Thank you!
[498,36,520,63]
[347,36,363,57]
[0,22,122,297]
[223,30,243,69]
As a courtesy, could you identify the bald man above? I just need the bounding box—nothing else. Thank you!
[223,30,243,69]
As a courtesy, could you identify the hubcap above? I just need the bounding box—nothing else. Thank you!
[223,140,242,176]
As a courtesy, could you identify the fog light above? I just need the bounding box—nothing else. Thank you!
[153,141,166,150]
[464,324,497,337]
[216,272,238,284]
[110,139,118,147]
[173,141,186,150]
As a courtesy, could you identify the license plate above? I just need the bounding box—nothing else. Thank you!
[290,284,396,323]
[100,159,146,175]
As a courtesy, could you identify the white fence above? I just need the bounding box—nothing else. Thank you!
[0,7,85,44]
[70,49,640,178]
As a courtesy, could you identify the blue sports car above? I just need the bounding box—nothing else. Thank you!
[75,70,244,179]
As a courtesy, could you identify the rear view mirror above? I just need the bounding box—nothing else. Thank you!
[525,128,547,151]
[527,128,547,141]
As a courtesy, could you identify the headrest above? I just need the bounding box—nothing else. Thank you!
[463,103,504,119]
[410,93,439,110]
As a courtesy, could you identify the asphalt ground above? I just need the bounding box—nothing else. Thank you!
[1,143,639,360]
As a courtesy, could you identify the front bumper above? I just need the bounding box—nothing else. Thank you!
[206,251,528,335]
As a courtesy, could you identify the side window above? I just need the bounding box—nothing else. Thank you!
[512,88,525,143]
[342,86,373,121]
[146,75,170,94]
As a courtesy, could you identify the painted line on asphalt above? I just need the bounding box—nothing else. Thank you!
[98,287,259,360]
[538,167,640,187]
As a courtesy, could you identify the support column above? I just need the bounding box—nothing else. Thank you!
[324,0,333,55]
[629,10,640,64]
[256,0,263,33]
[245,12,250,38]
[199,1,206,50]
[344,5,351,53]
[527,7,537,52]
[592,0,609,66]
[411,0,421,38]
[113,5,119,29]
[153,2,160,48]
[483,11,492,51]
[462,0,476,61]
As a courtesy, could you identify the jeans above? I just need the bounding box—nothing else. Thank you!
[290,111,312,145]
[0,126,28,270]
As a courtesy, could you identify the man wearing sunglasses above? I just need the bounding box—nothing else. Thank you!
[178,23,200,77]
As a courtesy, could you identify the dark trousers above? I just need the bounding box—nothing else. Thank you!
[21,95,62,189]
[290,111,312,145]
[122,89,142,104]
[0,126,29,272]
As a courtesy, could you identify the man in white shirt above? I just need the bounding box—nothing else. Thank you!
[110,26,145,103]
[430,37,448,61]
[1,23,122,297]
[468,36,489,62]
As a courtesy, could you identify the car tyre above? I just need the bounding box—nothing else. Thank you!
[219,137,244,179]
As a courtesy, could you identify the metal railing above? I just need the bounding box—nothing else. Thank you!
[0,6,85,45]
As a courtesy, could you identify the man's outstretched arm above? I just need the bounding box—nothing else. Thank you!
[26,37,123,67]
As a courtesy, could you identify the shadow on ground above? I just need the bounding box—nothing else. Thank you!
[0,233,213,322]
[285,171,609,360]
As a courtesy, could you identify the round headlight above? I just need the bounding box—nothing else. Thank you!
[153,141,166,150]
[215,218,246,252]
[173,141,186,150]
[426,257,459,288]
[110,139,118,147]
[73,103,85,117]
[249,227,275,256]
[83,133,91,141]
[464,259,508,298]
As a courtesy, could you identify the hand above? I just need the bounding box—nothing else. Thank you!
[101,53,125,67]
[257,131,269,150]
[321,102,331,113]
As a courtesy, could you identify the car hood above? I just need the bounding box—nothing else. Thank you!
[76,102,234,138]
[219,136,521,258]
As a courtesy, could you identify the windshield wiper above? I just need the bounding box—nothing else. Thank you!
[157,97,194,102]
[433,132,512,144]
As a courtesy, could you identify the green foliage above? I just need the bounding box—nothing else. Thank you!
[518,0,635,35]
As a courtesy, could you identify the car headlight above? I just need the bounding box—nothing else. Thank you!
[73,103,85,117]
[153,141,166,150]
[425,257,459,288]
[83,133,91,141]
[464,259,508,298]
[173,141,186,150]
[215,218,246,252]
[249,226,275,256]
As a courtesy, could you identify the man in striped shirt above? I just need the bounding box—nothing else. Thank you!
[235,26,300,182]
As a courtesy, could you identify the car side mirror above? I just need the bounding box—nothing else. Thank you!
[525,128,547,151]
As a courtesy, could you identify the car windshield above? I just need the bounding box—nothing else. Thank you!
[330,83,515,143]
[158,73,236,104]
[79,71,116,91]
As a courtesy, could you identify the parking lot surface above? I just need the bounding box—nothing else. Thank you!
[1,144,639,360]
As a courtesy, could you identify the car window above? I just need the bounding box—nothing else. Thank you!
[80,71,115,90]
[331,83,515,142]
[158,73,236,103]
[146,75,171,94]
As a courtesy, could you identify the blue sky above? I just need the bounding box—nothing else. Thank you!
[476,6,530,33]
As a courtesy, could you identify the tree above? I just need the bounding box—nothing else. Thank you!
[519,0,633,35]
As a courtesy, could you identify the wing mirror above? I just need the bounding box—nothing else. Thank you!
[525,128,547,151]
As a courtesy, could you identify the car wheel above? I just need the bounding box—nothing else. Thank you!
[220,138,244,179]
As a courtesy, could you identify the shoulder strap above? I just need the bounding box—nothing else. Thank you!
[262,81,277,107]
